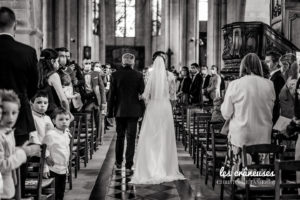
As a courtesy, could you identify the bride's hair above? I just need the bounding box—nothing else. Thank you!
[152,51,166,62]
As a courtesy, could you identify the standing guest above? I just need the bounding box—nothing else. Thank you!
[56,47,77,86]
[37,49,70,115]
[29,91,54,145]
[265,51,285,124]
[43,108,71,200]
[189,63,203,106]
[201,66,211,89]
[82,58,106,137]
[221,53,275,179]
[201,66,211,103]
[0,7,38,146]
[0,7,39,197]
[279,53,297,81]
[0,90,40,199]
[261,61,270,79]
[177,66,191,105]
[279,60,298,119]
[206,65,221,102]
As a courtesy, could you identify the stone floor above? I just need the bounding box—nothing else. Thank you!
[64,127,230,200]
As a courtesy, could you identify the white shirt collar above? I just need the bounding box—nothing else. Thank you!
[270,68,281,78]
[0,33,14,38]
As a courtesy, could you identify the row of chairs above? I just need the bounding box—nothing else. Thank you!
[14,109,103,200]
[173,104,300,200]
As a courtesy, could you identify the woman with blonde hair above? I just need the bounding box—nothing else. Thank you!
[221,53,275,178]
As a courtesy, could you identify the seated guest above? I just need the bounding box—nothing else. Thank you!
[211,97,225,122]
[189,63,203,106]
[221,53,275,178]
[56,47,77,86]
[0,90,40,199]
[279,58,298,119]
[61,74,83,112]
[177,66,191,105]
[206,65,221,102]
[43,108,71,200]
[265,51,285,124]
[29,90,54,145]
[37,49,70,114]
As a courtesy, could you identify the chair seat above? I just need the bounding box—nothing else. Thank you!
[208,144,227,151]
[74,139,86,144]
[25,178,54,190]
[206,150,227,158]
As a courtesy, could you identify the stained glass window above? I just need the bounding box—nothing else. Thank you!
[199,0,208,21]
[92,0,100,35]
[115,0,136,37]
[152,0,162,36]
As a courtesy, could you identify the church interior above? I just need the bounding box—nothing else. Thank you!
[1,0,300,200]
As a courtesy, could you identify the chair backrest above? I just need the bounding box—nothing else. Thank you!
[25,144,47,199]
[242,144,284,190]
[69,120,77,159]
[209,121,227,156]
[275,160,300,200]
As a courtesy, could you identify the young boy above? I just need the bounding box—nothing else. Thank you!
[0,90,40,199]
[30,91,54,145]
[43,107,71,200]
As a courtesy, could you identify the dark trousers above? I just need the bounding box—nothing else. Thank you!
[115,117,138,169]
[50,171,66,200]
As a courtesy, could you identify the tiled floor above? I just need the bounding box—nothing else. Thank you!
[105,167,181,200]
[65,126,230,200]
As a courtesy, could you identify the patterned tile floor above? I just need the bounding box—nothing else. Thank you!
[105,166,182,200]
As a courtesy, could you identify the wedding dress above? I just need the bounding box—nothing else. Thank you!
[130,56,185,184]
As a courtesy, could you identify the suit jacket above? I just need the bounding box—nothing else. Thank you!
[270,70,285,124]
[189,73,203,105]
[107,66,145,118]
[203,74,211,89]
[0,35,38,145]
[178,77,191,94]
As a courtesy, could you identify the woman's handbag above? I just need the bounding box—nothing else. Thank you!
[220,120,230,135]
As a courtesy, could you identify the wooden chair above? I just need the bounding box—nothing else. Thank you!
[231,144,284,200]
[73,113,88,167]
[275,160,300,200]
[192,112,211,169]
[71,115,82,176]
[204,121,227,189]
[24,144,55,200]
[67,120,76,190]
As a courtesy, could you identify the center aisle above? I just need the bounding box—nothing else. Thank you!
[67,126,230,200]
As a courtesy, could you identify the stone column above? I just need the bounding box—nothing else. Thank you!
[54,0,66,48]
[0,0,43,55]
[78,0,87,64]
[99,0,106,63]
[186,0,199,66]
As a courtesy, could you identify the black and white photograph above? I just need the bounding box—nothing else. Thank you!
[0,0,300,199]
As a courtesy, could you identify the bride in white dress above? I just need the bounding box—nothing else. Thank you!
[130,55,185,184]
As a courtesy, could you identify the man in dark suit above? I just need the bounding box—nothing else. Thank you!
[0,7,38,145]
[265,51,285,124]
[107,53,145,172]
[0,7,39,197]
[189,63,203,107]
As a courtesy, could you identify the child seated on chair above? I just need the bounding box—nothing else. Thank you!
[43,107,71,200]
[61,74,83,112]
[0,90,40,199]
[30,90,54,145]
